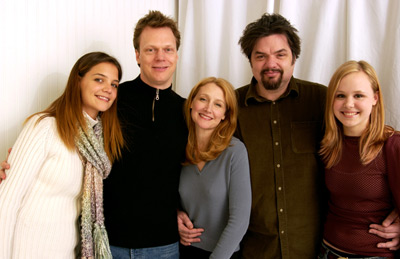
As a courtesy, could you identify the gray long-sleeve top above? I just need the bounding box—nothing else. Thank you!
[179,137,252,259]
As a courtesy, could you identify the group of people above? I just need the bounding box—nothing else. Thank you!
[0,10,399,259]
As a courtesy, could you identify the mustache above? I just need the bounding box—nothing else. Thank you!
[261,68,282,74]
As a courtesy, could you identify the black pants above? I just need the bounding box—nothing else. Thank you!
[179,243,240,259]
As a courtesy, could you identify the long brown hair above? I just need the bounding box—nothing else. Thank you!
[184,77,238,164]
[27,52,124,162]
[320,60,394,168]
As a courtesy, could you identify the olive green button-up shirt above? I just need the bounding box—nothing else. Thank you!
[235,77,327,259]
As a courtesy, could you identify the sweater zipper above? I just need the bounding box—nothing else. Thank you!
[152,89,160,122]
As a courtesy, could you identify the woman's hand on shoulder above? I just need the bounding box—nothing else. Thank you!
[0,148,11,183]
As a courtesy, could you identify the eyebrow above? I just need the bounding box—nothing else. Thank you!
[275,49,288,54]
[336,90,366,94]
[93,73,119,83]
[144,44,176,49]
[254,48,288,55]
[199,94,226,103]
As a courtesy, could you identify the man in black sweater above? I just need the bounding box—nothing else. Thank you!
[103,10,187,258]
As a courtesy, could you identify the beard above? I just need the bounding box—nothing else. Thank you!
[260,68,283,91]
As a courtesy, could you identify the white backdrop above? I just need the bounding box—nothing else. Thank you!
[1,0,400,157]
[0,0,176,157]
[176,0,400,127]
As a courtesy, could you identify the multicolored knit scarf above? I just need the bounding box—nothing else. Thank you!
[75,116,112,259]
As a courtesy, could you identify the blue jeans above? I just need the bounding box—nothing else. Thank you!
[110,242,179,259]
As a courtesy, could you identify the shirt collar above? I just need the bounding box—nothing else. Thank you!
[137,75,173,93]
[83,111,99,128]
[244,76,299,106]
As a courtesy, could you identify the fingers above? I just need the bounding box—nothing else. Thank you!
[179,230,203,245]
[0,171,5,183]
[178,222,204,243]
[370,229,398,239]
[1,160,10,171]
[369,223,400,239]
[382,209,400,227]
[177,210,193,229]
[376,237,400,250]
[0,162,8,184]
[0,148,12,183]
[179,227,204,237]
[370,219,400,238]
[1,147,11,171]
[177,210,204,245]
[370,215,400,250]
[180,239,191,246]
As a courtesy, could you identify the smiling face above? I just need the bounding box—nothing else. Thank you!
[135,26,178,89]
[190,83,226,135]
[80,62,119,119]
[250,34,295,99]
[333,71,378,136]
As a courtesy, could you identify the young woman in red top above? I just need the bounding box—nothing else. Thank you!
[319,60,400,258]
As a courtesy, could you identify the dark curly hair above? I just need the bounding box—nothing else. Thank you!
[238,13,301,64]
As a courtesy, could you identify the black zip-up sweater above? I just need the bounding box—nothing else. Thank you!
[104,76,188,248]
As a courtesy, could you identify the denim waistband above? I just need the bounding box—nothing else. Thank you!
[319,242,389,259]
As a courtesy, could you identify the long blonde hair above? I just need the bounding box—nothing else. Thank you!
[27,52,124,162]
[184,77,238,164]
[320,60,393,168]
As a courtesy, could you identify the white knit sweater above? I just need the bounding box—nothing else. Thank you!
[0,115,83,258]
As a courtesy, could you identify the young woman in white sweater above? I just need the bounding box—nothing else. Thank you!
[0,52,124,259]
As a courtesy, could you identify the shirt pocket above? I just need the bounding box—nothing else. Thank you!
[291,121,321,154]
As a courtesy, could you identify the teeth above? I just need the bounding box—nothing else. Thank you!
[199,113,212,120]
[97,96,109,101]
[343,112,357,116]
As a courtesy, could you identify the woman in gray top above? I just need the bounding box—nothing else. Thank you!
[178,77,252,259]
